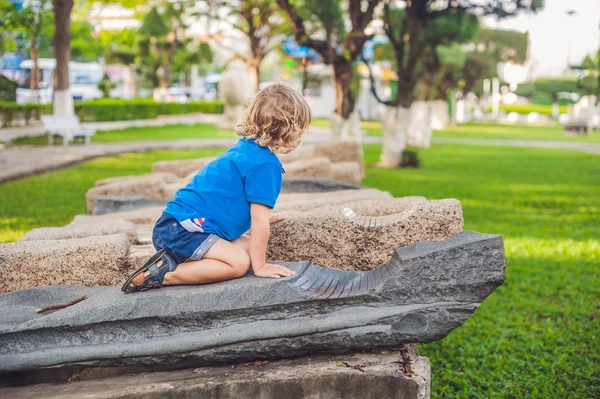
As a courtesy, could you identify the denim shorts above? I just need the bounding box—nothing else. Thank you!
[152,213,220,264]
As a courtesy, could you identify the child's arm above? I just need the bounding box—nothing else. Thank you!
[249,203,296,279]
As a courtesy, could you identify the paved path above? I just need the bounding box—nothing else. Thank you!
[1,131,598,185]
[0,113,221,143]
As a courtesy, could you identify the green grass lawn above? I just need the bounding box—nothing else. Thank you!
[359,120,600,143]
[0,142,598,397]
[8,120,600,145]
[9,123,236,145]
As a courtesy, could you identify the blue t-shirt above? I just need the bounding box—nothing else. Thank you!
[164,138,283,241]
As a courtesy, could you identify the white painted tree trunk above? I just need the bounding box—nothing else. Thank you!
[552,102,559,118]
[379,106,408,168]
[430,100,449,130]
[53,89,74,117]
[407,101,428,148]
[329,111,362,143]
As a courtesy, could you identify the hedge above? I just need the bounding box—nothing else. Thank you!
[499,103,568,115]
[0,99,224,127]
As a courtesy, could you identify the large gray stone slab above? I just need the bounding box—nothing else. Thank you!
[0,350,430,398]
[0,231,504,372]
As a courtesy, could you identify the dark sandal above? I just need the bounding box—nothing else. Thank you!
[121,250,177,294]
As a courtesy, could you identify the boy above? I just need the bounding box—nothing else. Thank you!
[122,83,311,293]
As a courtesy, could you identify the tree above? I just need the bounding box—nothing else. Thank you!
[138,6,170,91]
[2,0,53,98]
[206,0,287,91]
[277,0,381,140]
[70,19,102,62]
[572,50,600,102]
[53,0,74,116]
[372,0,542,167]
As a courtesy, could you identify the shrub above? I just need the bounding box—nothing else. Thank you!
[0,99,224,126]
[0,103,52,127]
[498,103,567,115]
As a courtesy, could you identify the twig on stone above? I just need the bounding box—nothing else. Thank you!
[36,295,88,313]
[399,347,414,376]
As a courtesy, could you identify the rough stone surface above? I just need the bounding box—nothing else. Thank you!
[134,225,154,245]
[314,141,363,164]
[75,206,164,225]
[95,173,178,187]
[283,157,332,179]
[276,144,316,164]
[269,198,463,270]
[0,234,130,293]
[274,189,392,213]
[0,350,430,399]
[281,178,362,193]
[92,195,164,216]
[20,218,138,244]
[152,157,216,178]
[126,244,156,271]
[86,176,169,214]
[0,231,505,372]
[331,161,362,185]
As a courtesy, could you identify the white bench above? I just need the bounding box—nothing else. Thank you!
[41,115,96,146]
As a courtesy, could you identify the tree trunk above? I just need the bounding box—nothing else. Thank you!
[247,58,260,92]
[30,19,41,102]
[164,42,177,89]
[379,106,409,167]
[53,0,74,117]
[330,58,357,141]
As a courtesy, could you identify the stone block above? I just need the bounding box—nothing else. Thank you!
[314,141,364,177]
[283,157,332,179]
[20,218,137,244]
[269,198,464,270]
[74,206,164,226]
[0,350,430,398]
[125,244,156,272]
[331,161,362,185]
[152,157,216,178]
[85,176,169,214]
[276,144,316,164]
[0,231,505,372]
[95,173,178,187]
[281,178,362,193]
[0,234,130,293]
[274,189,392,213]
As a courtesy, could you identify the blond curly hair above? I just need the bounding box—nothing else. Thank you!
[236,83,311,154]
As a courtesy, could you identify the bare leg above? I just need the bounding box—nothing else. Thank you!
[162,238,250,285]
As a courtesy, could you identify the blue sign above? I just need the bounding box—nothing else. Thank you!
[8,0,25,10]
[362,35,388,61]
[283,38,319,61]
[0,53,26,70]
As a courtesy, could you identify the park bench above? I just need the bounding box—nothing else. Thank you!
[563,119,588,136]
[41,115,96,146]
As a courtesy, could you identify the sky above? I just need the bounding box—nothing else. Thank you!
[484,0,600,77]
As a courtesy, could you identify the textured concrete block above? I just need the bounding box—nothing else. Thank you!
[331,161,362,185]
[0,234,130,293]
[152,157,216,178]
[283,157,332,179]
[269,198,463,270]
[0,350,430,399]
[95,173,178,187]
[86,176,169,214]
[274,189,392,213]
[20,218,137,244]
[75,206,164,226]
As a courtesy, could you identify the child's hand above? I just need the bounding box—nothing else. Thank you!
[253,263,296,279]
[269,214,286,224]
